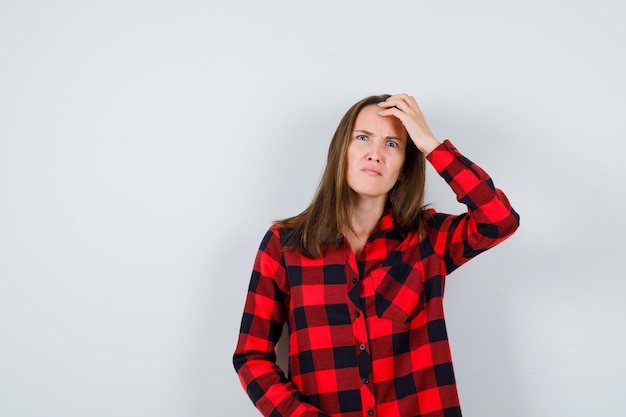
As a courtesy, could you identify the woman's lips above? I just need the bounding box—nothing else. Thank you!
[361,166,381,176]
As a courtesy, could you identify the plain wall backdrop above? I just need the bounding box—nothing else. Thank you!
[1,1,625,416]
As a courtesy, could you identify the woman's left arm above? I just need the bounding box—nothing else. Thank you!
[378,93,520,272]
[425,140,520,273]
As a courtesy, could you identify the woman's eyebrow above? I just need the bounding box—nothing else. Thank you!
[354,129,404,141]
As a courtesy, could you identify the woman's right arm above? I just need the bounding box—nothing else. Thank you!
[233,227,330,417]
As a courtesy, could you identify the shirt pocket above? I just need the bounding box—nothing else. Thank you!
[370,266,425,324]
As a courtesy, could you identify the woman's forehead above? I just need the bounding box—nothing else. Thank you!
[353,105,408,140]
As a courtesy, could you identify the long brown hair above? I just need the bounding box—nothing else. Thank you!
[276,94,429,258]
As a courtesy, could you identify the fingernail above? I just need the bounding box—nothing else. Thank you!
[377,101,384,106]
[377,111,383,116]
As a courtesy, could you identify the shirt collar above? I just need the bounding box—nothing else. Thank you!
[371,208,406,241]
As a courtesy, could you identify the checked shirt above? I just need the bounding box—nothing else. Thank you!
[234,140,520,417]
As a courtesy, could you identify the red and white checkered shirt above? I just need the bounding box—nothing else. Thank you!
[234,140,520,417]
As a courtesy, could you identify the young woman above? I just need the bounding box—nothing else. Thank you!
[233,93,520,417]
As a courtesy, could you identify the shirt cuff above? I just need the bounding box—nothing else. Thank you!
[425,140,462,168]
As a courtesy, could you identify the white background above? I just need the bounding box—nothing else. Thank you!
[1,1,625,416]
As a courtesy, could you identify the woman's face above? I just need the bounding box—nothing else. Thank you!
[346,105,408,201]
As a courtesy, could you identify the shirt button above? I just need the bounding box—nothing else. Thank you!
[351,277,357,284]
[363,377,369,384]
[367,409,374,415]
[355,311,360,318]
[359,343,366,351]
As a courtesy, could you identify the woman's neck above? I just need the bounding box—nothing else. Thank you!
[345,196,386,256]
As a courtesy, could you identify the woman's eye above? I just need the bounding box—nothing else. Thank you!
[387,141,398,148]
[356,135,368,141]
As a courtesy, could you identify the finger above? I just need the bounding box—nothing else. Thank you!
[377,99,411,115]
[387,93,412,103]
[387,93,414,105]
[379,94,421,115]
[377,106,411,123]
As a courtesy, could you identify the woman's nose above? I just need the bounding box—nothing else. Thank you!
[367,143,382,162]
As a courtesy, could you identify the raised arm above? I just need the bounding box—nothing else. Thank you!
[426,140,520,273]
[378,93,519,272]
